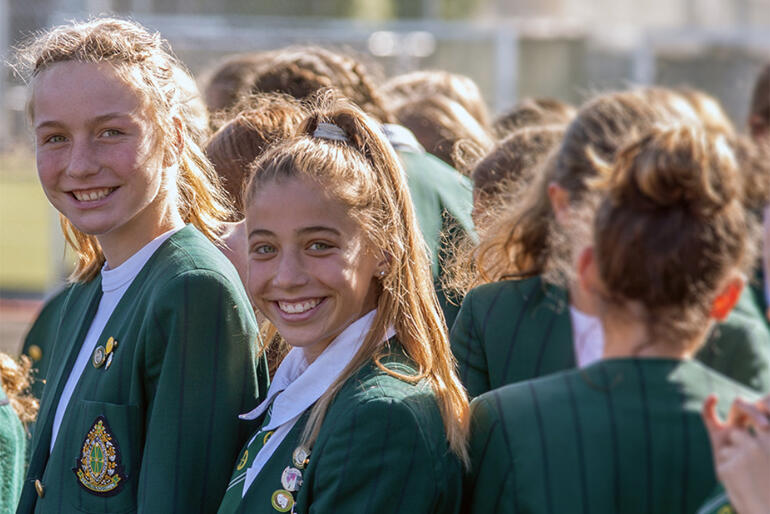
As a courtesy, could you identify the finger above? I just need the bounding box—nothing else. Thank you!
[756,393,770,417]
[731,398,770,430]
[702,395,725,432]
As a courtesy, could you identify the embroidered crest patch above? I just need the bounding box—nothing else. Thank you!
[73,416,126,496]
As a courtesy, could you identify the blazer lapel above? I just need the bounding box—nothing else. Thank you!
[30,278,102,466]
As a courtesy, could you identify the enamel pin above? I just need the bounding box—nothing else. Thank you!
[271,489,294,512]
[291,446,310,469]
[92,346,106,368]
[281,466,303,492]
[73,416,126,496]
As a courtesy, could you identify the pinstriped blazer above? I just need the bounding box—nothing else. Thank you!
[222,341,463,514]
[451,276,770,398]
[464,358,757,514]
[22,286,72,401]
[17,225,268,514]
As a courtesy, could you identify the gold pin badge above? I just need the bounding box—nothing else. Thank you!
[105,337,115,354]
[105,353,114,370]
[271,489,294,512]
[28,345,43,362]
[92,346,106,368]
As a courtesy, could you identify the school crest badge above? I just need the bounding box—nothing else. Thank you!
[73,416,127,496]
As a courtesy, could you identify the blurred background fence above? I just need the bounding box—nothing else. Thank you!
[2,0,770,351]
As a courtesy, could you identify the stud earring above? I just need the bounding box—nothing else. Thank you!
[379,270,386,277]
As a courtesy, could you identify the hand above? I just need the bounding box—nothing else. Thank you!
[702,395,770,514]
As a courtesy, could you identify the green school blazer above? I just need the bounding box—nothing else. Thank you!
[22,286,72,401]
[219,341,463,514]
[1,386,26,513]
[696,485,734,514]
[17,225,269,514]
[451,276,770,397]
[398,149,475,329]
[464,358,757,514]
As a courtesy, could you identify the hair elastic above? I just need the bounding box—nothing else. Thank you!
[313,122,348,142]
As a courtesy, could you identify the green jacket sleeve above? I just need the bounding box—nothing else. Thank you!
[450,290,490,398]
[463,395,516,514]
[308,397,461,514]
[137,269,258,513]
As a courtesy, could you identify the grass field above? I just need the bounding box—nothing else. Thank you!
[0,150,68,293]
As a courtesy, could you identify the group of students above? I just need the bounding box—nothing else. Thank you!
[1,15,769,514]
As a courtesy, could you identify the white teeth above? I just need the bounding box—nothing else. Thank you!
[73,188,114,202]
[278,299,321,314]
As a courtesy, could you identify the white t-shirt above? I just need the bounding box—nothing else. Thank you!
[569,305,604,368]
[50,227,182,451]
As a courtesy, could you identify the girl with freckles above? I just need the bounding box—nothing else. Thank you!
[216,97,469,514]
[15,18,267,513]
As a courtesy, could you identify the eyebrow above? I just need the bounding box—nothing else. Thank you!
[248,226,342,239]
[35,112,133,131]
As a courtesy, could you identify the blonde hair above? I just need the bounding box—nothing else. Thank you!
[244,95,469,464]
[0,353,38,425]
[16,17,232,282]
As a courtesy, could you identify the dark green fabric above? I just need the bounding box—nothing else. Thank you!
[695,485,734,514]
[1,386,25,513]
[464,358,757,514]
[398,149,475,330]
[22,286,72,401]
[220,341,463,514]
[696,286,770,393]
[450,277,573,398]
[451,277,770,397]
[17,225,269,514]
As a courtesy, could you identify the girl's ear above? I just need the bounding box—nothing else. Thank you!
[709,273,745,321]
[577,246,603,298]
[374,251,391,279]
[547,181,570,225]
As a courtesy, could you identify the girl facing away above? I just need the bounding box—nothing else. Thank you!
[216,97,469,514]
[450,88,770,397]
[15,18,268,513]
[465,124,760,514]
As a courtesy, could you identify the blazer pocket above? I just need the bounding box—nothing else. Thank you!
[67,400,141,514]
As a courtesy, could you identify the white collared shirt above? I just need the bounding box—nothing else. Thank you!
[238,310,395,496]
[50,226,182,451]
[569,305,604,368]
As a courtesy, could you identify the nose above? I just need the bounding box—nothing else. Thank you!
[271,249,309,291]
[65,137,99,179]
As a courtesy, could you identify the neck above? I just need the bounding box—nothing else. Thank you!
[98,208,184,269]
[600,307,697,360]
[569,279,599,315]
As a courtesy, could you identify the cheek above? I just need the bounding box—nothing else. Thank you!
[36,152,60,191]
[246,260,270,303]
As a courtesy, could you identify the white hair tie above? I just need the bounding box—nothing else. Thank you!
[313,122,348,142]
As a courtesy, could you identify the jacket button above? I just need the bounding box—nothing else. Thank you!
[35,479,44,498]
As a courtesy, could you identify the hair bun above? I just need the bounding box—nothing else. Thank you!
[607,124,741,216]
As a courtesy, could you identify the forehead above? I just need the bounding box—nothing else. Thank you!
[247,177,358,234]
[31,61,144,124]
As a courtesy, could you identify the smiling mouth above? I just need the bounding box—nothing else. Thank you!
[71,187,117,202]
[277,298,323,314]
